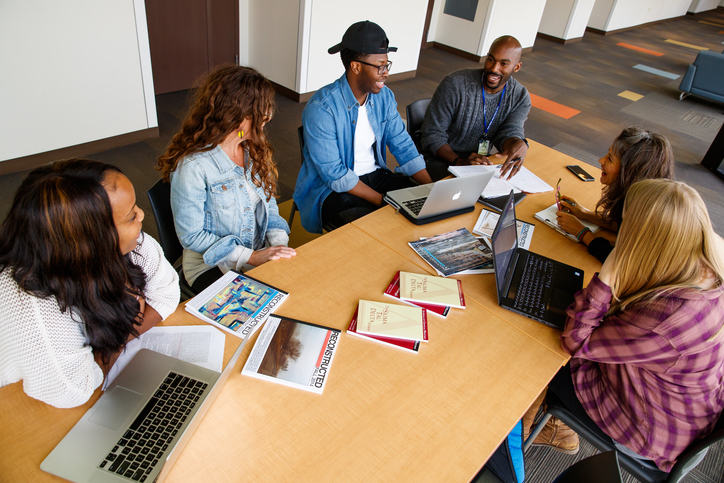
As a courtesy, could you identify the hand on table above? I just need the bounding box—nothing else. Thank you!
[499,139,529,179]
[248,246,297,267]
[456,153,497,166]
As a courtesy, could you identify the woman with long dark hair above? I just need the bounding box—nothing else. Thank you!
[158,65,296,292]
[0,159,180,408]
[556,126,675,262]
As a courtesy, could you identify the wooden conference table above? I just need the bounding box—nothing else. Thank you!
[0,140,604,482]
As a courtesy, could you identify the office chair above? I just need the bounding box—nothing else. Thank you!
[527,390,724,483]
[552,452,622,483]
[289,125,337,233]
[405,98,431,151]
[287,126,305,227]
[147,179,197,300]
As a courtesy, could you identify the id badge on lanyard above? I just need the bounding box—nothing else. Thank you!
[478,139,490,156]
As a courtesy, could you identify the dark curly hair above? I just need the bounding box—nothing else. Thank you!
[597,126,675,226]
[157,64,278,200]
[0,159,147,366]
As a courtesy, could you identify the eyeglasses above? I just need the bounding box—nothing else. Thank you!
[356,60,393,75]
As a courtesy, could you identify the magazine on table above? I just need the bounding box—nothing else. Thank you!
[409,227,493,277]
[474,209,535,250]
[384,271,450,318]
[242,315,340,394]
[185,271,288,339]
[534,204,600,243]
[347,306,420,353]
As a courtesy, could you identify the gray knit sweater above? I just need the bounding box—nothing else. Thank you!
[420,68,531,160]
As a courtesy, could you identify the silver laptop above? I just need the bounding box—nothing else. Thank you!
[384,171,494,225]
[41,345,243,483]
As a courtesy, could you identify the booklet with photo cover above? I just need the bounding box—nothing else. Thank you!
[356,300,428,342]
[474,209,535,250]
[242,315,340,394]
[408,227,492,277]
[185,271,288,339]
[534,204,600,243]
[398,271,465,309]
[384,271,450,318]
[347,306,420,353]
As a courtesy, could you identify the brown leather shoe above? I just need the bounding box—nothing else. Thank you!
[531,416,580,454]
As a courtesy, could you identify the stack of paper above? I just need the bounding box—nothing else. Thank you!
[448,164,553,196]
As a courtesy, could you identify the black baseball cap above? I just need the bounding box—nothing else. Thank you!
[328,21,398,55]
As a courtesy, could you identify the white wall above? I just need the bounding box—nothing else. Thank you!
[688,0,721,12]
[480,0,547,54]
[246,0,299,91]
[432,0,492,55]
[589,0,691,31]
[0,0,156,163]
[539,0,596,40]
[239,0,428,95]
[430,0,546,58]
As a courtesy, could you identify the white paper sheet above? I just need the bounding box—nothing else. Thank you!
[104,325,225,389]
[448,164,552,195]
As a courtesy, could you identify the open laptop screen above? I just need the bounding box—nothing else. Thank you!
[491,191,519,300]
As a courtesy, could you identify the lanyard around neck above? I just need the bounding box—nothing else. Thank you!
[482,80,506,140]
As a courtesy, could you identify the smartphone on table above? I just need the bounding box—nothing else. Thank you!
[566,165,595,182]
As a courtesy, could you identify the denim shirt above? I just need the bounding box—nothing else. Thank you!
[293,73,426,234]
[170,145,289,267]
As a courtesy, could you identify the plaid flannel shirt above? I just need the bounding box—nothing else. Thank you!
[561,274,724,471]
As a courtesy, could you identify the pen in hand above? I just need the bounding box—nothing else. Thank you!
[555,178,562,211]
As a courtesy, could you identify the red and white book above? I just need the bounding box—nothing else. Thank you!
[355,300,428,343]
[346,307,420,353]
[398,271,465,309]
[384,271,451,318]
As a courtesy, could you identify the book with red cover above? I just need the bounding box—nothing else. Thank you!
[346,307,420,353]
[384,271,450,318]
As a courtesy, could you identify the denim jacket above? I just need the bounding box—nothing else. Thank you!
[170,145,289,267]
[293,73,426,233]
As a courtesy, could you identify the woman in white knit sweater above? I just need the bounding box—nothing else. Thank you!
[0,159,180,408]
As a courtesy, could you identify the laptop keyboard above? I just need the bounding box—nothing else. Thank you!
[402,197,427,216]
[98,372,208,481]
[513,255,554,319]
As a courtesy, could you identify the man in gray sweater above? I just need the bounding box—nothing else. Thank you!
[420,36,531,181]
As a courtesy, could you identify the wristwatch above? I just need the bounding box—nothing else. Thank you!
[521,138,529,148]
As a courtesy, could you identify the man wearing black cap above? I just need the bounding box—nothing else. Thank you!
[293,20,432,234]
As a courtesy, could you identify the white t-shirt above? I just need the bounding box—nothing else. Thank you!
[353,102,378,176]
[0,234,180,408]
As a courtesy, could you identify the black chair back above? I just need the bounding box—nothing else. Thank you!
[147,179,183,265]
[405,98,431,150]
[147,179,197,298]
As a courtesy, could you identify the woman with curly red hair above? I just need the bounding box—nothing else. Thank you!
[158,65,296,292]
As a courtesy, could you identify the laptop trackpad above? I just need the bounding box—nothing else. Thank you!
[408,185,431,198]
[88,386,143,431]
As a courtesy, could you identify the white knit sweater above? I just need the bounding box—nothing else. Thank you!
[0,234,180,408]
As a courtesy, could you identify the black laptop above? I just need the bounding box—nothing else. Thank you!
[491,191,584,329]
